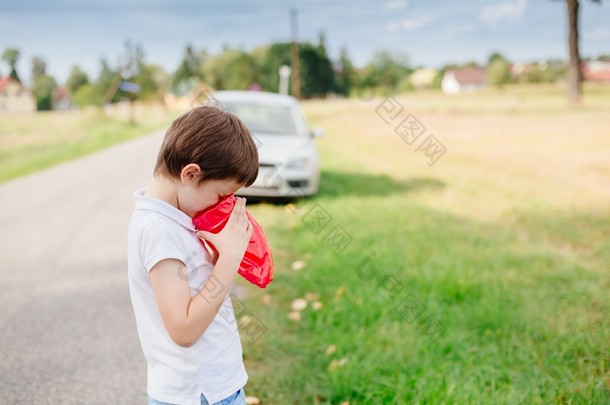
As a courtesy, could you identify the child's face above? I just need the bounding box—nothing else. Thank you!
[178,165,243,218]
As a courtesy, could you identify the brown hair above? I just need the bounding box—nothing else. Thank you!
[153,105,259,187]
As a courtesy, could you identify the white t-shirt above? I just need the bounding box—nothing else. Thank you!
[127,188,247,405]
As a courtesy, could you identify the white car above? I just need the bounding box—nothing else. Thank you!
[213,91,323,199]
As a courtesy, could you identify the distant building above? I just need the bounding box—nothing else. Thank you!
[53,86,71,110]
[582,61,610,82]
[441,68,486,94]
[509,62,537,82]
[0,77,36,112]
[410,68,438,89]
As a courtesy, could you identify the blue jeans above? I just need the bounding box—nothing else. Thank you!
[147,388,246,405]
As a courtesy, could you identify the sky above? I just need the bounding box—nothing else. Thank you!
[1,0,609,85]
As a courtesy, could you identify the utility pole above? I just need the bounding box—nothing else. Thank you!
[290,8,301,99]
[124,41,136,125]
[101,71,122,107]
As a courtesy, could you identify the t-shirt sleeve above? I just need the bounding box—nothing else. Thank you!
[139,219,187,273]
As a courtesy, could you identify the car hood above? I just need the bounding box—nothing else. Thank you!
[253,133,315,165]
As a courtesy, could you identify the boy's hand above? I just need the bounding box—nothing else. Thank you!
[196,197,253,270]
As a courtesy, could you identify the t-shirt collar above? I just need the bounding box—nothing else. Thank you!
[133,188,196,232]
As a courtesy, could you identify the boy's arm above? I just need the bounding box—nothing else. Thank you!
[150,256,239,348]
[150,197,251,348]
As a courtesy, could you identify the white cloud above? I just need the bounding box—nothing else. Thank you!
[384,0,408,11]
[388,16,434,33]
[480,0,528,27]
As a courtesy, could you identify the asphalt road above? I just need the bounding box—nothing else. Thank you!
[0,129,169,404]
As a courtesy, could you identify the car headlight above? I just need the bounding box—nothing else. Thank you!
[286,157,313,171]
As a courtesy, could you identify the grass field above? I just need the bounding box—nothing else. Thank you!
[239,84,610,404]
[0,103,178,183]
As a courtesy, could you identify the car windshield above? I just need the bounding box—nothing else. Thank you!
[222,102,308,135]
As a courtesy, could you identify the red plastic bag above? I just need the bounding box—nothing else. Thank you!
[192,195,274,288]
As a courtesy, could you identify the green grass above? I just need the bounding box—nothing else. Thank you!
[243,195,610,404]
[0,105,178,183]
[239,84,610,404]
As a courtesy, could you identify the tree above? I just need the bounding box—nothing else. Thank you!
[486,59,511,88]
[66,66,89,95]
[2,47,21,82]
[72,84,98,108]
[487,52,510,66]
[31,56,46,83]
[72,58,117,107]
[129,44,167,102]
[98,58,118,93]
[33,75,57,111]
[560,0,602,105]
[255,42,336,98]
[29,56,57,110]
[336,47,356,97]
[134,63,166,102]
[223,51,260,90]
[302,44,334,98]
[172,44,203,94]
[258,43,292,92]
[201,48,259,91]
[525,63,557,83]
[359,51,411,93]
[32,56,57,111]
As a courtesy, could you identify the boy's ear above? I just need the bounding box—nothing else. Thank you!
[180,163,202,184]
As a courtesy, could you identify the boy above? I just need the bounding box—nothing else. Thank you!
[127,105,259,405]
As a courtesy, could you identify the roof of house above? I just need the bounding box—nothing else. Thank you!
[0,77,26,92]
[53,86,69,98]
[446,68,486,85]
[0,77,14,92]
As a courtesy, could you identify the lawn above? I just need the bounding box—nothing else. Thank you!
[0,103,179,183]
[240,83,610,404]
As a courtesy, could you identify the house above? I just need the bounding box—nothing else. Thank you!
[582,61,610,82]
[509,61,536,81]
[0,77,37,112]
[441,68,486,94]
[52,86,71,110]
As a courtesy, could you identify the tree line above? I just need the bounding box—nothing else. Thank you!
[2,41,608,111]
[2,36,360,110]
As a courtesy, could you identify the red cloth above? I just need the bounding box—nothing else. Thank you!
[192,195,274,288]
